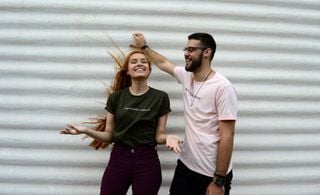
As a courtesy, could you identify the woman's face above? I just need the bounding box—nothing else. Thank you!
[127,53,151,79]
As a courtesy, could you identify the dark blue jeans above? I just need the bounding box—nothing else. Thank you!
[100,144,162,195]
[170,159,233,195]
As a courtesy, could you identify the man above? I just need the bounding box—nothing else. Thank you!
[132,32,237,195]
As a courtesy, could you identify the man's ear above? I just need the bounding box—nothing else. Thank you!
[204,48,212,58]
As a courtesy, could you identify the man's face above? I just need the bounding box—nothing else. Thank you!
[183,39,205,72]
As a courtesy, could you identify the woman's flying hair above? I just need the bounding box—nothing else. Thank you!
[83,40,149,150]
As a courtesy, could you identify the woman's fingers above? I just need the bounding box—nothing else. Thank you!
[67,124,74,129]
[60,124,81,135]
[60,129,68,134]
[165,135,183,153]
[166,143,182,154]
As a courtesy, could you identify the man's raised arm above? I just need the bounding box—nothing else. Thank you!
[132,33,176,77]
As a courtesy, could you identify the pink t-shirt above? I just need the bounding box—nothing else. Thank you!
[174,66,237,177]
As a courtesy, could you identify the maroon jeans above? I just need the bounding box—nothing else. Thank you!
[100,144,162,195]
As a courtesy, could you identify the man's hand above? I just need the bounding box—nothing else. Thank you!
[131,33,147,49]
[206,182,224,195]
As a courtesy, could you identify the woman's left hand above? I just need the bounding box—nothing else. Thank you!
[166,135,183,154]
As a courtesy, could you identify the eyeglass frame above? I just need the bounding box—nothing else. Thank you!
[183,47,208,53]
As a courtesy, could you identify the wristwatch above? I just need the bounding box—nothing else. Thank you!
[140,45,149,50]
[213,173,226,187]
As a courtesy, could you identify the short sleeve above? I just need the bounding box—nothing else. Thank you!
[173,66,183,84]
[105,93,116,114]
[158,92,171,117]
[216,85,238,120]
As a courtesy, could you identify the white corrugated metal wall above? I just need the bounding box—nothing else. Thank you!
[1,0,320,194]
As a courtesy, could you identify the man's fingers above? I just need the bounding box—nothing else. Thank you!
[129,44,139,48]
[133,32,142,37]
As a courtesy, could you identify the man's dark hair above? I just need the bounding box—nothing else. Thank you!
[188,32,216,61]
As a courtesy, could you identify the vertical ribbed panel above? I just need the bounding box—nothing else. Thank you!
[1,0,319,194]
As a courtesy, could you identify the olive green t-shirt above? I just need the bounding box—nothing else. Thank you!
[105,87,171,147]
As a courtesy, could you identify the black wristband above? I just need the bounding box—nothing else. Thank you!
[141,45,149,50]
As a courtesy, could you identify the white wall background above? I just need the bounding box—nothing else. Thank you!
[0,0,320,194]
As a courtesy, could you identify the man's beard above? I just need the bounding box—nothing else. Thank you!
[185,55,203,72]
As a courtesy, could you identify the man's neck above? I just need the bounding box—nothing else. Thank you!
[193,66,214,82]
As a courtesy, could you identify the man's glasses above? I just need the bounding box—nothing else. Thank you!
[183,47,207,53]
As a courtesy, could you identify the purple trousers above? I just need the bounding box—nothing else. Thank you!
[100,144,162,195]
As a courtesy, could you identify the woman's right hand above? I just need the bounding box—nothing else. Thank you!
[60,124,88,135]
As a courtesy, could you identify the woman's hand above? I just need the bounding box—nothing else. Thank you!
[60,124,89,135]
[166,135,183,154]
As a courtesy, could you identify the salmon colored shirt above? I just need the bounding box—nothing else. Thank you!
[174,66,237,177]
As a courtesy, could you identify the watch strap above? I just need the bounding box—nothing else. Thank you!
[141,45,149,50]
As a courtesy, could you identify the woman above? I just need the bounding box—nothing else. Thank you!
[61,49,182,195]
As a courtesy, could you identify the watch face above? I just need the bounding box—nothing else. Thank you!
[213,175,226,187]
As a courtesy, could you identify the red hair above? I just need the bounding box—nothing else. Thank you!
[107,50,151,95]
[85,49,151,150]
